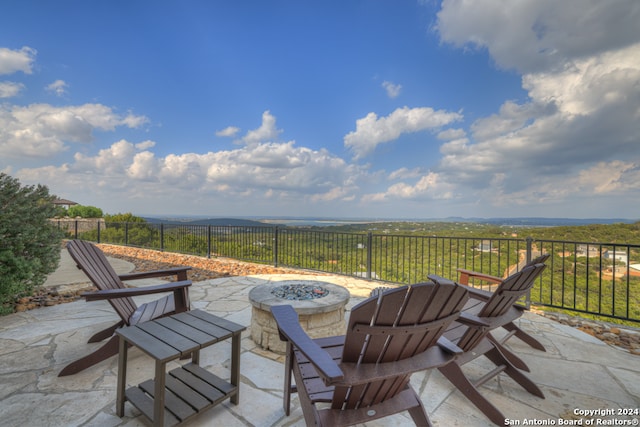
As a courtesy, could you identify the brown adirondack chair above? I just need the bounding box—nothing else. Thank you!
[271,280,469,426]
[430,262,547,426]
[456,253,550,351]
[58,240,192,376]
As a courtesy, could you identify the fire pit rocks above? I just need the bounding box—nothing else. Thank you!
[248,280,350,354]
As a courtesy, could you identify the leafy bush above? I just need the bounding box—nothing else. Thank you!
[67,205,103,218]
[104,212,146,223]
[0,173,64,314]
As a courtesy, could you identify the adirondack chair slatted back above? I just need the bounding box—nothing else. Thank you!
[458,263,547,351]
[333,282,469,410]
[66,240,138,322]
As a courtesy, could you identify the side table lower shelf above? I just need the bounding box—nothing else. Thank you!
[125,363,236,427]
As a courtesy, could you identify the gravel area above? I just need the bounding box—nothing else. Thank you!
[97,243,317,281]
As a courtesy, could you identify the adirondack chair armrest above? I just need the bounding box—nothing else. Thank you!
[456,268,503,286]
[81,280,192,301]
[457,283,493,301]
[271,305,344,385]
[437,336,464,355]
[459,311,518,330]
[458,312,491,328]
[337,343,460,386]
[119,266,191,282]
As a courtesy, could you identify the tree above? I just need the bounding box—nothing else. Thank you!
[0,173,64,314]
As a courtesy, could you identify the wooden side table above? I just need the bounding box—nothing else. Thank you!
[115,309,246,426]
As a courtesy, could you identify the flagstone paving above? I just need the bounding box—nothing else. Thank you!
[1,255,639,426]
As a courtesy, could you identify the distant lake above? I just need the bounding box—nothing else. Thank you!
[259,219,380,227]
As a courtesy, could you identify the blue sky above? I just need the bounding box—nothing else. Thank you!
[2,1,639,219]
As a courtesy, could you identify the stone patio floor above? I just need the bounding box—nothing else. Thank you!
[1,254,639,426]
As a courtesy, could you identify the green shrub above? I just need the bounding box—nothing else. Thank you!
[67,205,103,218]
[0,173,64,315]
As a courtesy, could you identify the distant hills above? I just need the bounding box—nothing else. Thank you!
[142,216,638,228]
[143,217,268,227]
[438,217,638,226]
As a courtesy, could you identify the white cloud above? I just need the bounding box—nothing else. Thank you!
[436,0,640,73]
[382,81,402,98]
[0,46,36,75]
[362,171,454,202]
[0,103,150,158]
[135,140,155,150]
[0,81,24,98]
[46,80,68,97]
[344,106,462,159]
[437,128,466,141]
[429,0,640,213]
[388,167,423,180]
[16,132,366,211]
[522,45,640,117]
[216,126,240,137]
[240,110,282,145]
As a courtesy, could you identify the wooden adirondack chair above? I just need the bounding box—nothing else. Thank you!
[271,280,469,427]
[456,254,550,351]
[431,262,547,426]
[58,240,192,376]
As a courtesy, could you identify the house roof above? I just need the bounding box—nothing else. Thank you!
[53,198,78,206]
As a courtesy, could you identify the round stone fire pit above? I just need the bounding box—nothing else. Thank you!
[248,280,350,354]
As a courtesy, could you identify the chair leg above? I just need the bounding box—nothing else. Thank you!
[503,323,546,351]
[283,341,294,415]
[58,335,121,376]
[438,363,506,426]
[407,393,433,427]
[487,334,530,372]
[88,321,124,343]
[485,347,545,398]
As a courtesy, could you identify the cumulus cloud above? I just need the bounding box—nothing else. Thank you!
[46,80,68,97]
[428,0,640,211]
[0,103,149,158]
[362,171,455,203]
[436,0,640,73]
[382,81,402,98]
[0,46,36,75]
[344,106,462,159]
[16,134,366,210]
[239,110,282,145]
[0,81,24,98]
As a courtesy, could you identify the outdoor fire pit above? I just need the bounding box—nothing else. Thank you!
[248,280,350,354]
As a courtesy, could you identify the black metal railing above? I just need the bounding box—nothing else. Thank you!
[53,219,640,324]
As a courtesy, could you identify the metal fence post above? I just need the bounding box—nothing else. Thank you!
[366,232,373,280]
[97,220,101,243]
[160,224,165,251]
[207,225,211,258]
[74,220,78,239]
[273,226,279,267]
[525,236,534,308]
